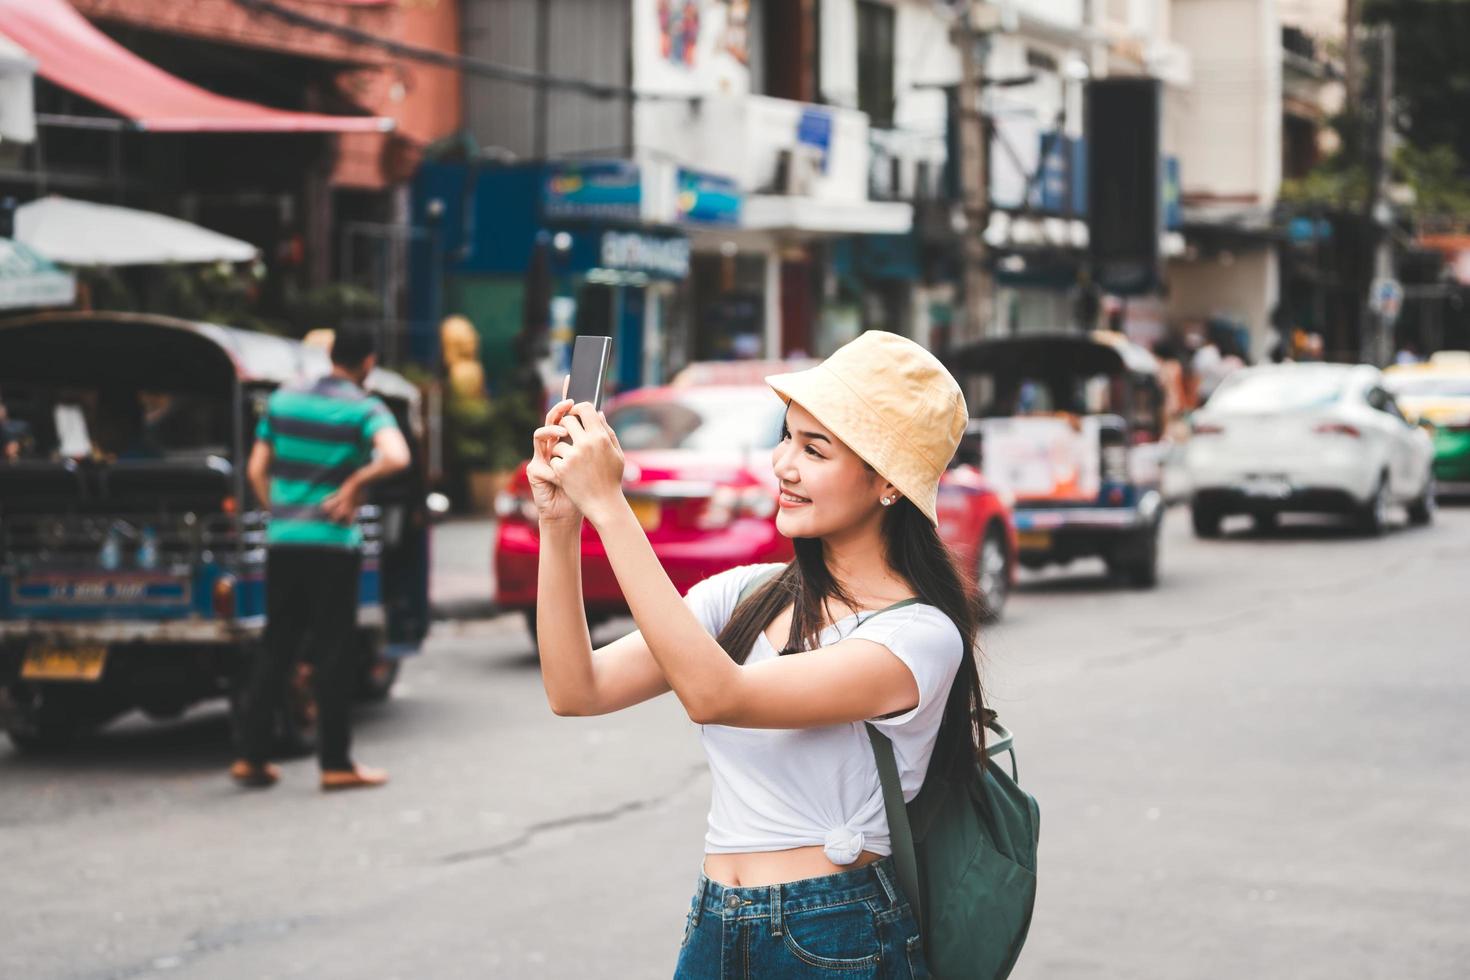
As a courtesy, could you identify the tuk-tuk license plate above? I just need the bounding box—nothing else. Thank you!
[630,498,661,532]
[1016,530,1053,551]
[22,645,109,682]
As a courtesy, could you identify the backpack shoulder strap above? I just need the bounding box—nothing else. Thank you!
[867,724,924,931]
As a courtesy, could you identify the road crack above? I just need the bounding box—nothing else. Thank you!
[436,761,708,866]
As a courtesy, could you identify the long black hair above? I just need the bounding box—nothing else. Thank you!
[714,472,989,773]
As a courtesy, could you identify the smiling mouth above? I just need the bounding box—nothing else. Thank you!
[780,490,811,504]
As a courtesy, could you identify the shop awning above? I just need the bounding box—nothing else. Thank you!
[16,196,259,266]
[0,237,75,309]
[0,0,391,133]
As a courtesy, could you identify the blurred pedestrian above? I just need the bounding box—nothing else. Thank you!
[231,328,411,791]
[528,331,984,977]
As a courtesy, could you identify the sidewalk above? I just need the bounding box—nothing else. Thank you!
[430,517,500,621]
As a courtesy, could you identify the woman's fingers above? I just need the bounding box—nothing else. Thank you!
[544,398,574,426]
[562,408,588,442]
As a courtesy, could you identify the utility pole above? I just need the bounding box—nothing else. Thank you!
[953,5,999,345]
[1360,24,1395,366]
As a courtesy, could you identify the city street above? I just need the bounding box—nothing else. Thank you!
[3,504,1468,980]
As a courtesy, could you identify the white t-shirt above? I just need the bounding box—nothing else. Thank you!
[683,563,965,865]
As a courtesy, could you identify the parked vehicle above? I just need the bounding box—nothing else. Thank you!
[1384,351,1470,497]
[0,313,432,753]
[493,378,1017,638]
[944,331,1167,587]
[1185,362,1436,536]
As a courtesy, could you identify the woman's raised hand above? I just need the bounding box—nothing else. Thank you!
[527,392,582,528]
[546,400,626,527]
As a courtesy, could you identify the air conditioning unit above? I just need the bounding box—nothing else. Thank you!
[774,144,824,196]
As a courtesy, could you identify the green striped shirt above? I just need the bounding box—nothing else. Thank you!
[256,376,397,550]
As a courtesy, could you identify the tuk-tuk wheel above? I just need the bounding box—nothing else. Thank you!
[1,685,83,754]
[1107,533,1160,589]
[1191,505,1223,539]
[357,658,401,703]
[230,663,318,759]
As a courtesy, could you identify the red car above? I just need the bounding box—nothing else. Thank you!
[494,382,1017,638]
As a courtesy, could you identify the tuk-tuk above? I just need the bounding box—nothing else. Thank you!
[945,331,1166,587]
[0,313,431,753]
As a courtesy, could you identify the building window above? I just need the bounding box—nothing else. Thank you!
[856,1,895,128]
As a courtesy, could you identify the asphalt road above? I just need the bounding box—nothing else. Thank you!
[3,504,1468,979]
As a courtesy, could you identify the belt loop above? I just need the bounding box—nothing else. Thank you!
[768,883,784,937]
[873,858,902,909]
[691,873,709,927]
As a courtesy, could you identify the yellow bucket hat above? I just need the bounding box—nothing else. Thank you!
[765,330,968,528]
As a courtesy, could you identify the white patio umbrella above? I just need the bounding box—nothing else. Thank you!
[14,195,259,266]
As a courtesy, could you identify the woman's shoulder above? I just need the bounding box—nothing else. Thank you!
[851,601,964,656]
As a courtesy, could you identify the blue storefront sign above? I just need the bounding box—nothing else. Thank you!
[797,107,833,173]
[543,160,643,222]
[1162,155,1182,231]
[677,168,742,226]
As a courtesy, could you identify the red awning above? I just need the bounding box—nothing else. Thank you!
[0,0,391,133]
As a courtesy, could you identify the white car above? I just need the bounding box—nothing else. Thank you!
[1185,363,1436,536]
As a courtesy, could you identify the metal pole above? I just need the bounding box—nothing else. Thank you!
[954,10,994,344]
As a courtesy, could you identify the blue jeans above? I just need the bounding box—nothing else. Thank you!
[673,857,930,979]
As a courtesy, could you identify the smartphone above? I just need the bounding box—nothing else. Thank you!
[560,335,612,443]
[567,335,612,409]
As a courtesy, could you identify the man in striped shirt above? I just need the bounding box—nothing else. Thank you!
[232,328,411,791]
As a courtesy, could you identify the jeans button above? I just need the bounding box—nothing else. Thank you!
[725,894,741,909]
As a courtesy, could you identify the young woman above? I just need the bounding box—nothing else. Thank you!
[527,330,986,978]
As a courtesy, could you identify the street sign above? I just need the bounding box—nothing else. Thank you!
[1370,277,1404,322]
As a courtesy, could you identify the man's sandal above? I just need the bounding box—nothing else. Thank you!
[320,765,389,792]
[230,760,281,788]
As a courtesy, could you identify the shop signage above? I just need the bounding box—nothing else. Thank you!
[676,168,742,226]
[543,161,642,221]
[796,107,833,173]
[599,231,690,279]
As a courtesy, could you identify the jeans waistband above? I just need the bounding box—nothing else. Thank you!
[690,857,905,933]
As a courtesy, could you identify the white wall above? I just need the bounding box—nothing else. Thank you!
[1171,0,1282,205]
[1166,247,1279,357]
[637,95,873,203]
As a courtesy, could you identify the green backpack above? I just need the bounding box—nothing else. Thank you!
[736,570,1040,979]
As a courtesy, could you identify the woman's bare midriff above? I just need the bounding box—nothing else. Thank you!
[703,847,884,888]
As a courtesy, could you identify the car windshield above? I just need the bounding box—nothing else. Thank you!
[1384,375,1470,399]
[608,391,786,452]
[1206,370,1347,413]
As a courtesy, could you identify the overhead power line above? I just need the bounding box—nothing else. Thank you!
[230,0,694,104]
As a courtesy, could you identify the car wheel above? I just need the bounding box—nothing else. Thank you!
[976,523,1012,622]
[1252,511,1279,535]
[1358,474,1390,537]
[1407,476,1436,527]
[1191,504,1222,539]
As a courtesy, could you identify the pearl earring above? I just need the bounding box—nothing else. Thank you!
[880,496,893,506]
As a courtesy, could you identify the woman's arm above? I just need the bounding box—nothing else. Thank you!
[530,395,676,717]
[534,520,671,716]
